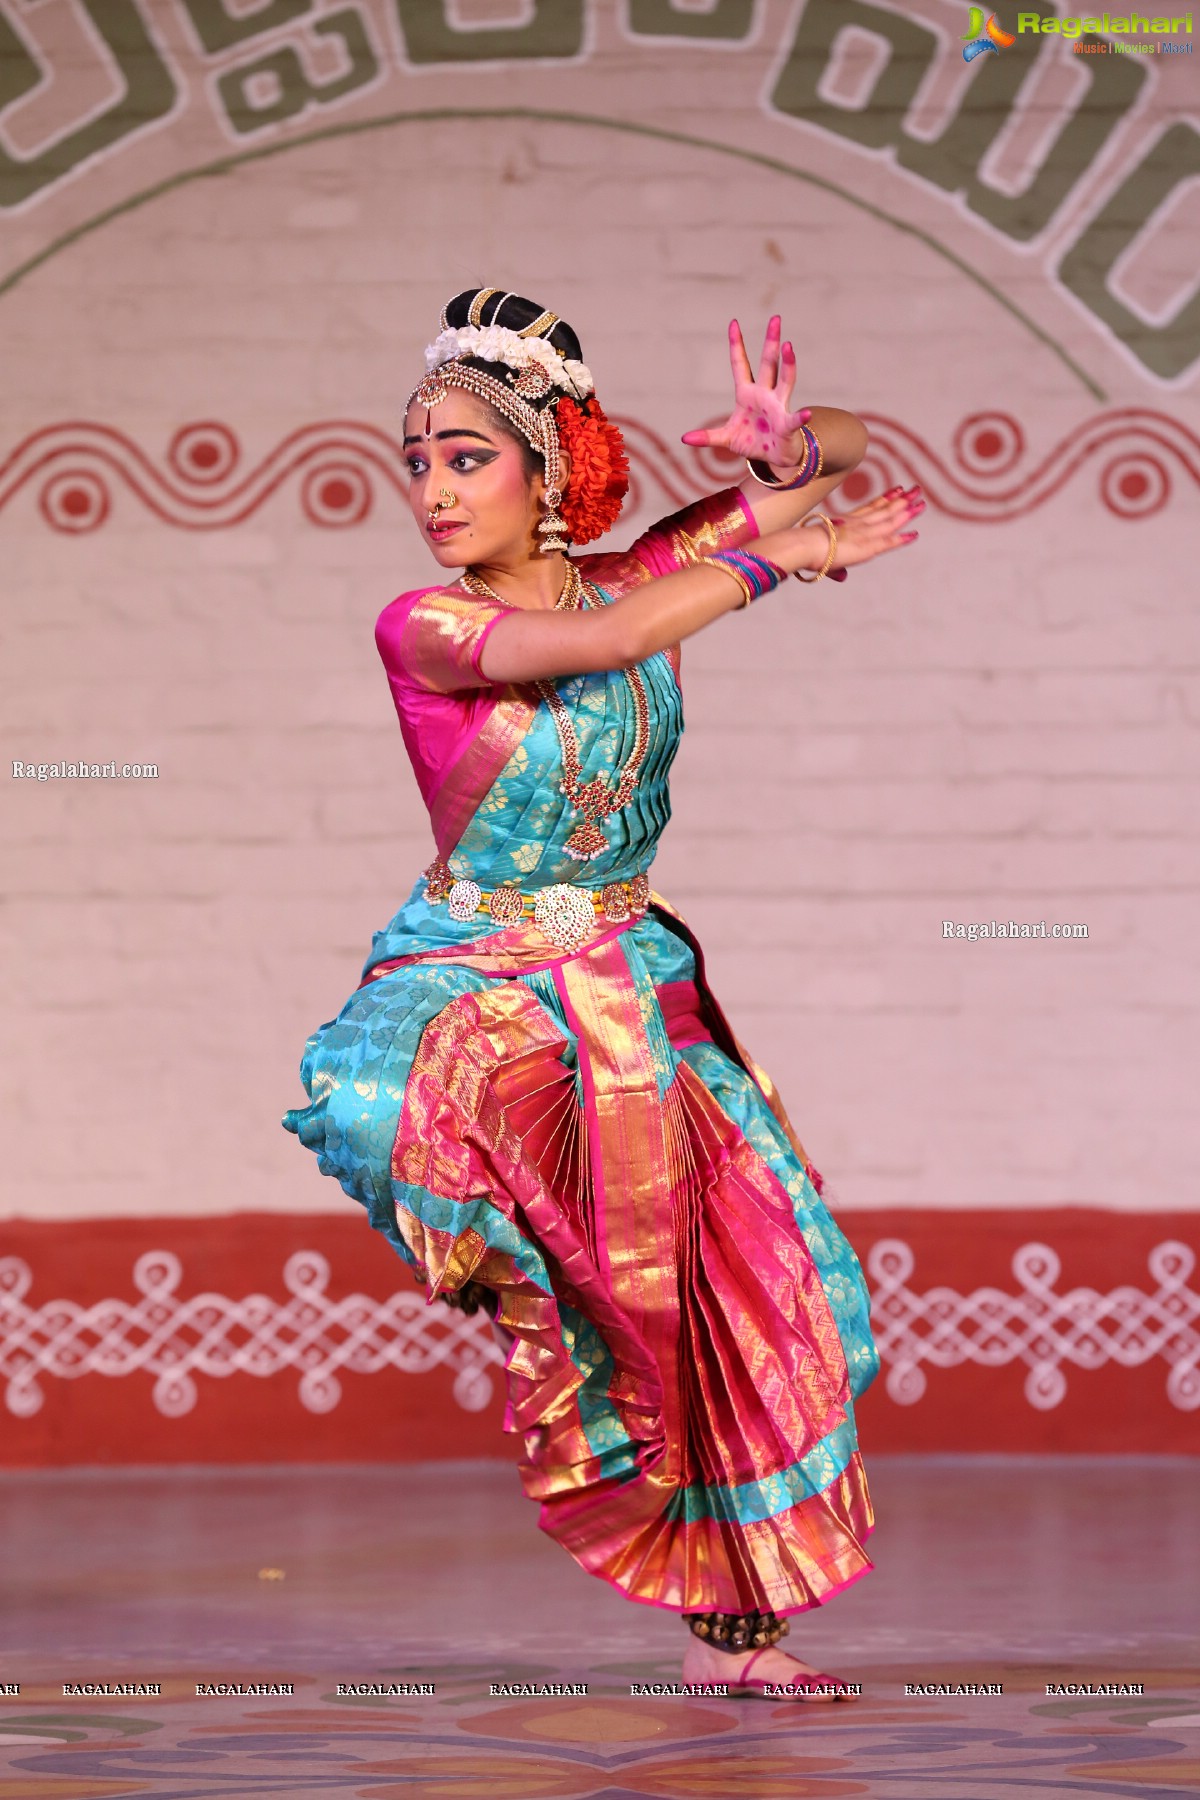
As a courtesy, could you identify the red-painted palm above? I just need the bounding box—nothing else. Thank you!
[682,314,856,580]
[681,314,813,469]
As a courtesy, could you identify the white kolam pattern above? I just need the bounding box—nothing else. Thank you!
[868,1239,1200,1413]
[0,1249,503,1420]
[2,1241,1197,1420]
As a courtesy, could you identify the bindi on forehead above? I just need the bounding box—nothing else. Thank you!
[402,427,500,450]
[403,389,501,447]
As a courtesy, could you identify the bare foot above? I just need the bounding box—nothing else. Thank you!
[682,1633,859,1702]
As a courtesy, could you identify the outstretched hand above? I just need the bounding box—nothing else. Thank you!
[825,486,924,569]
[751,484,924,582]
[681,315,811,469]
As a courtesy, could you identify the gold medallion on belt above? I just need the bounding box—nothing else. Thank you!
[422,857,650,951]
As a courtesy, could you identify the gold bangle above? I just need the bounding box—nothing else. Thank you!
[794,512,837,583]
[744,427,822,491]
[709,558,754,610]
[745,456,807,490]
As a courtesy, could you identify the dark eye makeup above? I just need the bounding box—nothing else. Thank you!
[405,448,499,476]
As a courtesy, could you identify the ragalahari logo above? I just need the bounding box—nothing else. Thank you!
[962,7,1018,56]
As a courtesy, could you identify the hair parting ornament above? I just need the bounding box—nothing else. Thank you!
[410,288,629,550]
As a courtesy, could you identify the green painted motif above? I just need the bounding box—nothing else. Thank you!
[769,0,1192,379]
[1059,121,1200,380]
[392,0,585,62]
[0,0,177,210]
[217,11,380,135]
[180,0,311,55]
[628,0,756,37]
[1,1,1192,378]
[772,0,1150,239]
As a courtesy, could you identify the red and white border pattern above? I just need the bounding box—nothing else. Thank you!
[0,1248,500,1423]
[868,1237,1198,1413]
[2,1213,1197,1463]
[1,410,1196,531]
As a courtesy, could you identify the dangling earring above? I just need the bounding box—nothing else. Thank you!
[537,411,569,554]
[538,486,570,554]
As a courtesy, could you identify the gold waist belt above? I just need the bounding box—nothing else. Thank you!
[422,857,651,950]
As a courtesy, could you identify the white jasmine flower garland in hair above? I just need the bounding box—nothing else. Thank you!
[424,326,595,399]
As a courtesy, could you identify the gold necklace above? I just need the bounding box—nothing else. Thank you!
[460,562,651,861]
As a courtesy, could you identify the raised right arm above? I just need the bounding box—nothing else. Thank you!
[478,489,921,684]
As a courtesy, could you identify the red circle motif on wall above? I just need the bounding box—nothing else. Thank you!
[837,455,897,504]
[167,423,240,486]
[1101,453,1169,519]
[952,412,1025,477]
[39,470,110,533]
[301,461,372,527]
[4,411,1195,534]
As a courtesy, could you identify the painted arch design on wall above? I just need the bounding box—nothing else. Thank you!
[3,0,1197,382]
[0,107,1113,403]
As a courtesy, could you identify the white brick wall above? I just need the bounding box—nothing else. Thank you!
[2,2,1197,1221]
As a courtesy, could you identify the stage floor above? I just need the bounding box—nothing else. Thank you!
[1,1455,1197,1799]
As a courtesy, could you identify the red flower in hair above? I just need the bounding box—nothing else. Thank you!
[554,395,629,547]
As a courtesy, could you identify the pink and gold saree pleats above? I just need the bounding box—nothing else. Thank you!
[388,924,874,1617]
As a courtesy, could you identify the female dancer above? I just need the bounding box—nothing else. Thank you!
[283,288,923,1701]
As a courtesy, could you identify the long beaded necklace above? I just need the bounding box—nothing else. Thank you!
[460,561,651,862]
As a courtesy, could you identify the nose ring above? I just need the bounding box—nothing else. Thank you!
[428,487,458,521]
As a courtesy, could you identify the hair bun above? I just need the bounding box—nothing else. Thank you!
[441,287,584,366]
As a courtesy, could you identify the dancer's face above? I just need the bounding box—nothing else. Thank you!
[403,390,542,570]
